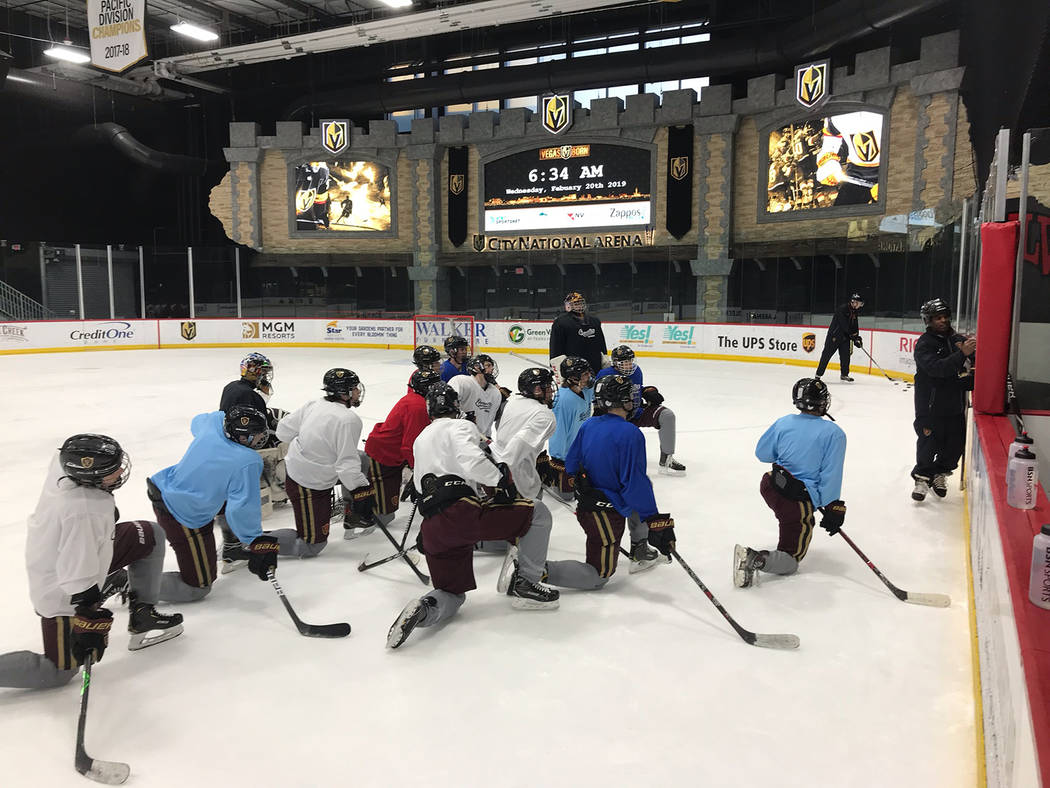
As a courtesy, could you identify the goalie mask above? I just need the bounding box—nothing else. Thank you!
[240,353,274,387]
[59,434,130,491]
[563,292,587,314]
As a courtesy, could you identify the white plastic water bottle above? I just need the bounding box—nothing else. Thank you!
[1008,433,1034,469]
[1007,447,1039,510]
[1028,525,1050,610]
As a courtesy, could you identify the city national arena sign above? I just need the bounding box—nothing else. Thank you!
[471,230,654,252]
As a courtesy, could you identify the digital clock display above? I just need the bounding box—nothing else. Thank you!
[483,143,652,233]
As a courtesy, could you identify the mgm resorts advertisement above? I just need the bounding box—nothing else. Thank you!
[483,143,652,233]
[765,110,884,214]
[293,160,391,232]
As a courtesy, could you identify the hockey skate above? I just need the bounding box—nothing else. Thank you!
[659,453,686,476]
[386,596,435,649]
[507,571,559,610]
[221,540,251,574]
[840,375,855,382]
[628,540,663,574]
[127,595,184,651]
[342,511,377,540]
[496,545,519,593]
[100,568,129,605]
[911,476,931,502]
[733,544,764,589]
[931,473,949,498]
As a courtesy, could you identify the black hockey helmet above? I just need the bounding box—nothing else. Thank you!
[564,291,587,314]
[59,434,130,491]
[412,344,442,371]
[611,345,636,375]
[594,374,635,413]
[792,378,831,415]
[426,382,461,419]
[920,298,952,325]
[560,356,594,388]
[469,353,499,381]
[518,367,555,405]
[323,368,364,405]
[240,352,273,385]
[409,368,442,397]
[849,292,865,307]
[224,405,270,449]
[443,335,469,356]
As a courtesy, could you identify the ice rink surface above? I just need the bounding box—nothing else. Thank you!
[0,347,975,787]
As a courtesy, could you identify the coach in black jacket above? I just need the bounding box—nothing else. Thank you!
[815,294,864,381]
[910,298,976,501]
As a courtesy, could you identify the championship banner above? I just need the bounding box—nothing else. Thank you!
[87,0,147,73]
[665,125,693,239]
[447,146,469,248]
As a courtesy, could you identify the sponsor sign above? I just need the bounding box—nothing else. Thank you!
[0,324,28,343]
[87,0,148,73]
[662,325,696,346]
[618,324,654,347]
[473,230,654,252]
[802,332,816,353]
[242,321,295,341]
[508,325,525,345]
[70,320,135,342]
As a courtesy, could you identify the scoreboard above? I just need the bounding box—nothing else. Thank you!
[483,142,652,233]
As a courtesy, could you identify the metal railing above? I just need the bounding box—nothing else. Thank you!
[0,279,53,321]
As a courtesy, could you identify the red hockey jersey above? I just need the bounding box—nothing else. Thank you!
[364,391,431,468]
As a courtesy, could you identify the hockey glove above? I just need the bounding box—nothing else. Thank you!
[851,335,863,349]
[248,535,280,581]
[464,411,478,423]
[401,475,419,503]
[819,500,847,535]
[535,452,558,487]
[498,386,512,401]
[492,462,519,505]
[350,484,377,517]
[645,513,676,556]
[641,387,664,406]
[70,586,113,664]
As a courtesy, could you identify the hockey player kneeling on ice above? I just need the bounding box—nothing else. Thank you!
[734,378,847,589]
[146,406,279,601]
[352,369,443,538]
[447,354,505,439]
[386,384,557,649]
[546,356,595,501]
[269,368,368,558]
[595,345,685,475]
[544,375,675,590]
[0,435,183,689]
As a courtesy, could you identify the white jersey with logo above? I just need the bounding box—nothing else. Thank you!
[447,375,504,437]
[490,395,557,500]
[26,455,116,619]
[276,398,368,491]
[413,418,502,495]
[817,110,881,184]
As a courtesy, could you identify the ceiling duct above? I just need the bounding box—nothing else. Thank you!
[283,0,948,119]
[74,123,212,175]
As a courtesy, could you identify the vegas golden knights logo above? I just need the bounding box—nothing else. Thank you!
[180,321,197,341]
[802,332,816,353]
[320,119,350,156]
[240,416,250,427]
[472,234,486,252]
[81,456,94,469]
[794,61,829,109]
[449,174,465,195]
[852,132,879,164]
[541,94,572,135]
[670,156,689,181]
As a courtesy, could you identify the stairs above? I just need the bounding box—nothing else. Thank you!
[0,279,53,321]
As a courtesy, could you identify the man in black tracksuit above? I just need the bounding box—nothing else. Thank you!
[910,298,976,501]
[548,292,609,379]
[815,293,864,381]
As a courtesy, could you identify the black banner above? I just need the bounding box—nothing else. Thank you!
[447,146,468,247]
[665,125,694,239]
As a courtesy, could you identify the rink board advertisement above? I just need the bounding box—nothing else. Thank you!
[0,318,919,379]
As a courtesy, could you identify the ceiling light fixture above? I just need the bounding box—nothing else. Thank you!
[171,21,220,42]
[379,0,413,8]
[43,43,91,64]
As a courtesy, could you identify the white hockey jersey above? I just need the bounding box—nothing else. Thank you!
[26,455,117,619]
[490,395,556,501]
[412,418,502,495]
[817,110,882,184]
[276,399,368,492]
[447,375,504,437]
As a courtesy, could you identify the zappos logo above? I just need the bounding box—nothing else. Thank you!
[508,325,525,344]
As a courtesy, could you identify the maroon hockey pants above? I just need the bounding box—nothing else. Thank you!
[759,472,816,562]
[285,477,332,544]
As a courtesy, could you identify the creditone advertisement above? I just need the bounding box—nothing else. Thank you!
[0,318,920,380]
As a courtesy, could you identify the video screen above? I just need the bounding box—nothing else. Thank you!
[765,110,884,214]
[483,143,651,232]
[293,160,391,232]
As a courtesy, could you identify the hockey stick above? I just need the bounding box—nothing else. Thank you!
[510,351,547,369]
[374,518,430,585]
[268,570,352,637]
[75,655,130,785]
[856,345,906,386]
[358,503,420,571]
[837,530,951,607]
[669,549,801,650]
